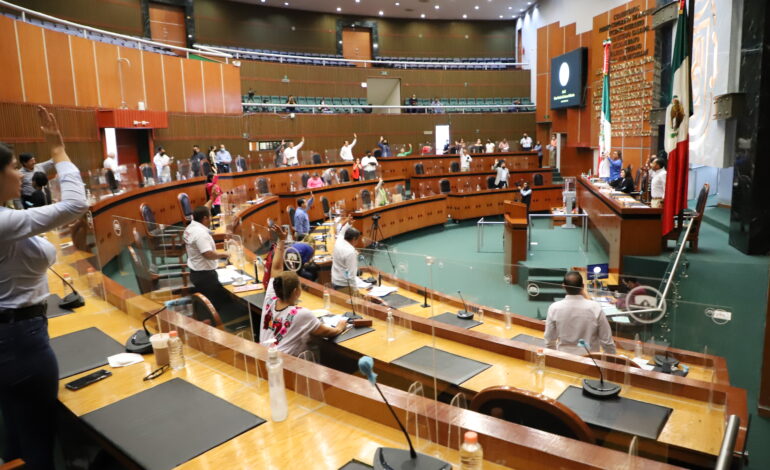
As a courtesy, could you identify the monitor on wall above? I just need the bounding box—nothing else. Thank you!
[550,47,587,109]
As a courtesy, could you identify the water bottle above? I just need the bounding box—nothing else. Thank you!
[168,331,185,370]
[62,273,73,294]
[504,305,512,330]
[386,308,395,342]
[634,333,644,358]
[323,288,332,310]
[535,347,546,374]
[267,343,288,422]
[86,267,101,298]
[459,431,483,470]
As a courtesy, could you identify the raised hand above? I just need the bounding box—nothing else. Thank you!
[37,106,65,152]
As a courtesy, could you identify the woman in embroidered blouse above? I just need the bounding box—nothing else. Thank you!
[259,226,347,356]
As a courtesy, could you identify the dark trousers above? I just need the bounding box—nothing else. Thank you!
[0,316,58,470]
[190,269,249,324]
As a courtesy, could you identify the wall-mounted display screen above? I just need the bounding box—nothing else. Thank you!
[550,47,587,109]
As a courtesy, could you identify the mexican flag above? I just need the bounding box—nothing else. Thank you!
[598,39,612,172]
[662,0,691,235]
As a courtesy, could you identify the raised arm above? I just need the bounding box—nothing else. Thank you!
[269,225,288,276]
[351,133,357,148]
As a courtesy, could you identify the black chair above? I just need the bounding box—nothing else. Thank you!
[395,184,406,198]
[201,160,213,176]
[177,159,192,179]
[470,385,595,444]
[177,193,193,223]
[235,156,247,172]
[301,172,310,188]
[486,175,496,189]
[105,169,119,194]
[256,177,270,195]
[139,164,155,183]
[339,168,350,182]
[449,161,460,173]
[414,163,425,175]
[361,189,372,208]
[533,173,544,186]
[373,149,382,158]
[287,206,296,232]
[439,179,451,194]
[127,245,189,295]
[321,196,331,217]
[311,153,322,164]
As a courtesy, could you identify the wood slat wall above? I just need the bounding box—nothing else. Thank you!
[0,16,241,114]
[240,60,530,99]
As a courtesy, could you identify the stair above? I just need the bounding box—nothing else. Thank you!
[551,168,564,184]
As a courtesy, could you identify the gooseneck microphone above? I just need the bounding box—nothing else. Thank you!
[125,306,168,354]
[48,267,85,309]
[358,356,451,470]
[456,290,473,319]
[578,339,621,398]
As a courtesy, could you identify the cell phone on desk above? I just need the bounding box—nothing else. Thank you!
[65,369,112,391]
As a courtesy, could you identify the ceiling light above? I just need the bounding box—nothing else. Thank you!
[528,1,532,4]
[499,14,503,18]
[336,7,341,11]
[284,1,288,5]
[474,5,479,9]
[260,0,265,2]
[378,10,384,15]
[508,6,512,9]
[520,8,524,11]
[420,13,426,18]
[395,1,400,4]
[462,13,467,18]
[434,4,440,9]
[355,0,360,3]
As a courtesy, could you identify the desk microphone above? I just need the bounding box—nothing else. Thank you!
[358,356,451,470]
[456,290,473,319]
[48,268,85,309]
[419,287,430,308]
[125,306,168,354]
[578,339,621,398]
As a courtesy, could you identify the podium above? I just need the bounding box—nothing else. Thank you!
[503,200,528,283]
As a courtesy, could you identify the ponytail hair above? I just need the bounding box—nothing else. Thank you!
[273,272,300,302]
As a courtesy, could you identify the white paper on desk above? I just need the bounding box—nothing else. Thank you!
[312,309,332,318]
[368,286,398,297]
[216,267,253,284]
[321,314,347,327]
[107,353,145,368]
[632,357,656,371]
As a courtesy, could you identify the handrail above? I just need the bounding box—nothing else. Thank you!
[243,103,535,112]
[199,43,526,68]
[0,0,232,59]
[715,415,740,470]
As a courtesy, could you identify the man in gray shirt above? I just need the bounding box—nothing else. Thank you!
[19,153,55,206]
[544,271,616,355]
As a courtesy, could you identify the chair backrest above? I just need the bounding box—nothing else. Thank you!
[312,153,322,164]
[202,160,212,176]
[321,196,330,215]
[450,161,460,173]
[439,178,451,194]
[139,163,154,179]
[339,168,350,182]
[395,183,405,197]
[192,293,224,327]
[178,192,193,222]
[690,183,710,234]
[486,175,496,189]
[301,172,310,188]
[287,206,296,226]
[586,353,641,368]
[139,203,158,232]
[105,169,119,192]
[373,149,382,158]
[533,173,544,186]
[256,177,270,195]
[235,156,247,172]
[634,168,643,187]
[470,385,595,443]
[414,163,425,175]
[361,189,372,207]
[127,246,155,294]
[131,228,153,270]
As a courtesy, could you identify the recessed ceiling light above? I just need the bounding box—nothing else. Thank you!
[499,14,503,18]
[528,1,532,4]
[462,13,467,18]
[434,4,439,9]
[474,5,479,10]
[355,0,360,3]
[508,6,512,9]
[260,0,265,3]
[337,7,341,11]
[395,1,400,4]
[420,13,426,18]
[284,1,288,5]
[378,10,384,15]
[520,8,524,11]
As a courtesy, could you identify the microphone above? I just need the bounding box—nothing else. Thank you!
[48,268,85,309]
[357,356,451,470]
[456,290,473,319]
[419,287,430,308]
[125,306,168,354]
[578,339,621,398]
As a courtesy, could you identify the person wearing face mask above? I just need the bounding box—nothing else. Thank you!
[377,136,392,157]
[0,107,89,470]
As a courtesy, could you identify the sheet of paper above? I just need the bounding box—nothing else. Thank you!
[632,357,655,371]
[107,353,145,368]
[368,286,398,297]
[321,314,348,327]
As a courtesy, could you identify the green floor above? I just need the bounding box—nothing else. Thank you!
[370,206,770,469]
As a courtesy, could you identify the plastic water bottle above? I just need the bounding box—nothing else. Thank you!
[504,305,512,330]
[168,331,185,370]
[386,308,395,342]
[323,288,332,310]
[62,273,73,294]
[535,347,546,374]
[634,333,644,358]
[267,343,288,422]
[86,267,100,297]
[459,431,483,470]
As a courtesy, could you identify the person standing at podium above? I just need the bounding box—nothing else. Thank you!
[544,271,616,355]
[608,150,623,181]
[0,107,89,470]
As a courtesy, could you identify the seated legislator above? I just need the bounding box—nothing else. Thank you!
[609,167,635,194]
[183,205,249,322]
[331,215,364,292]
[24,172,51,208]
[306,172,325,189]
[18,152,54,208]
[259,227,347,355]
[293,195,314,240]
[544,271,616,355]
[614,276,654,310]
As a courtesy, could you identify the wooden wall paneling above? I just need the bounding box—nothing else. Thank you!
[12,0,144,37]
[43,29,76,106]
[69,35,99,107]
[94,41,121,109]
[183,59,204,113]
[16,21,51,104]
[141,51,165,111]
[162,55,185,112]
[222,64,242,114]
[202,61,224,114]
[0,17,23,102]
[116,46,145,110]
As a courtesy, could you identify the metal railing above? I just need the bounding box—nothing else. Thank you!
[526,211,590,253]
[0,0,232,60]
[714,415,741,470]
[243,102,535,113]
[476,217,505,252]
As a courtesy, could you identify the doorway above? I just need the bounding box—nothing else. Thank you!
[435,125,450,155]
[113,129,151,167]
[149,2,186,51]
[366,78,401,114]
[342,27,372,67]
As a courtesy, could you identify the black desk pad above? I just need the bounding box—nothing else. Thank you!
[243,292,266,310]
[339,460,373,470]
[50,327,124,379]
[556,385,672,440]
[430,312,482,329]
[382,293,420,308]
[391,346,492,386]
[46,293,74,318]
[330,326,375,344]
[81,378,265,470]
[511,333,546,347]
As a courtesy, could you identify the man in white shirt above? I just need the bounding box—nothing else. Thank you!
[485,139,496,153]
[544,271,616,355]
[459,147,472,172]
[494,161,509,188]
[361,152,378,180]
[340,133,357,161]
[519,133,533,151]
[153,147,172,183]
[650,158,667,208]
[283,137,305,166]
[331,217,364,292]
[184,205,248,322]
[103,152,118,173]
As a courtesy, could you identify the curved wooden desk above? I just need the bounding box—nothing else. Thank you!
[351,195,448,241]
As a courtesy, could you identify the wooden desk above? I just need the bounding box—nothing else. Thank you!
[411,169,552,194]
[378,152,539,179]
[577,177,662,272]
[447,188,518,220]
[352,195,448,241]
